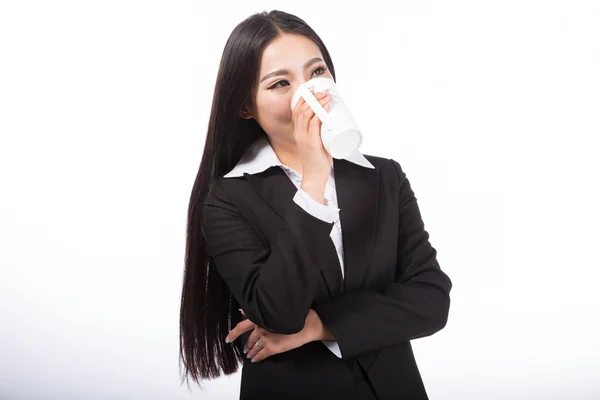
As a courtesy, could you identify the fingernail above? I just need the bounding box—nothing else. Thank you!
[225,336,230,343]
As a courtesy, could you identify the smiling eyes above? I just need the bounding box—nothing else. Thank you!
[267,65,328,90]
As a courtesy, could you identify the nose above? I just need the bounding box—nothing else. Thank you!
[291,81,305,92]
[291,80,314,94]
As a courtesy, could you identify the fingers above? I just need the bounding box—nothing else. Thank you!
[323,92,332,111]
[307,90,332,137]
[293,90,332,144]
[293,90,331,119]
[309,109,322,132]
[227,320,273,363]
[301,90,332,114]
[307,92,332,114]
[249,345,271,363]
[245,327,262,357]
[245,334,272,363]
[225,318,255,343]
[316,89,332,110]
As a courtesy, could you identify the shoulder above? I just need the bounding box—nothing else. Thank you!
[207,172,256,208]
[362,154,407,183]
[206,176,235,207]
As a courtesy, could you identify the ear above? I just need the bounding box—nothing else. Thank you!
[239,106,254,120]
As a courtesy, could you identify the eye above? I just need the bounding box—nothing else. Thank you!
[268,65,328,90]
[312,65,327,77]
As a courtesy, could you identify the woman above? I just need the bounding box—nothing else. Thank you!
[179,10,452,400]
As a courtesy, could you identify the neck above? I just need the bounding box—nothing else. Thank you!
[267,136,304,176]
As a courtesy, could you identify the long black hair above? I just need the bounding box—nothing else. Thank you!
[179,9,338,388]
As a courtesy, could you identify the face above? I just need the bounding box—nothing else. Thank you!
[240,33,334,144]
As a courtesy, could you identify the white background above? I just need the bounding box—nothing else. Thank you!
[1,1,599,399]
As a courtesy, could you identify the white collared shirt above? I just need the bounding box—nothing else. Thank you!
[224,135,375,358]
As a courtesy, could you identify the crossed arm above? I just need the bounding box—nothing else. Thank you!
[202,159,452,359]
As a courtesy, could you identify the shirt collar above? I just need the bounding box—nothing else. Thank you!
[223,135,374,178]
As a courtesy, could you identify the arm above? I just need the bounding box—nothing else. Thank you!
[292,188,343,358]
[313,159,453,359]
[202,179,335,334]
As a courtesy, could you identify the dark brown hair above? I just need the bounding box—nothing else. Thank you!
[179,9,337,389]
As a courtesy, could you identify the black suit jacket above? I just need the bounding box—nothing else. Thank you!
[202,154,452,399]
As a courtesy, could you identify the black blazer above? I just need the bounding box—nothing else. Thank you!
[202,154,452,400]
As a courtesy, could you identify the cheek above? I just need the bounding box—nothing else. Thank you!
[261,95,293,123]
[275,99,293,122]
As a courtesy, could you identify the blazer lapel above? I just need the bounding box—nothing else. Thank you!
[333,158,381,375]
[243,167,297,221]
[333,158,379,293]
[244,167,344,298]
[243,158,379,297]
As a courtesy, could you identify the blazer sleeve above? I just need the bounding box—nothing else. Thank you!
[313,159,453,359]
[202,178,336,334]
[292,189,343,359]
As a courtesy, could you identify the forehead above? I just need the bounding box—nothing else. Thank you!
[259,34,322,72]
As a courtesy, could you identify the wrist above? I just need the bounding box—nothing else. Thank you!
[305,309,333,342]
[300,179,327,205]
[301,175,328,189]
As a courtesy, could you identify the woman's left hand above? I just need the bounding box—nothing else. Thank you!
[225,309,327,363]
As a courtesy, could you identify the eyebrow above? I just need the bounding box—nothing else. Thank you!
[259,57,324,84]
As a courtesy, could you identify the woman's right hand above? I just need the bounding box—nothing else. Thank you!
[292,89,333,184]
[292,89,333,204]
